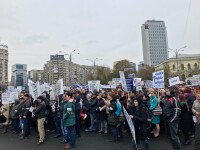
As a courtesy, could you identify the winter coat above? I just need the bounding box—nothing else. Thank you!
[83,99,91,115]
[97,99,107,121]
[62,100,75,127]
[10,104,20,119]
[34,101,46,119]
[75,100,81,121]
[108,99,119,126]
[129,104,147,140]
[90,97,98,113]
[150,96,160,124]
[163,96,181,123]
[192,100,200,124]
[0,104,10,125]
[185,93,196,111]
[179,101,190,131]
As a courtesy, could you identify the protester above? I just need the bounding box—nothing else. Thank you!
[163,88,182,150]
[192,93,200,149]
[149,90,160,137]
[10,99,20,133]
[33,96,46,145]
[129,96,149,150]
[63,92,76,149]
[0,103,10,133]
[107,92,120,142]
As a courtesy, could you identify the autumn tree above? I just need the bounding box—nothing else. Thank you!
[96,66,112,84]
[137,65,155,80]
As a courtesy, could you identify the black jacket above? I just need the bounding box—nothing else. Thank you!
[162,96,181,122]
[129,104,147,139]
[90,97,98,113]
[108,99,119,126]
[34,101,46,119]
[21,99,32,117]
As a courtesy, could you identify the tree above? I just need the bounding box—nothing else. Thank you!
[112,59,135,78]
[96,66,112,84]
[137,65,155,80]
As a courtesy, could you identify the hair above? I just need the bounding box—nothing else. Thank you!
[108,92,117,100]
[179,94,189,112]
[66,92,73,98]
[184,87,192,93]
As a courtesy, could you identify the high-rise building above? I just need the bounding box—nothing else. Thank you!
[138,61,144,71]
[11,64,27,87]
[28,70,44,83]
[0,44,8,90]
[141,20,169,67]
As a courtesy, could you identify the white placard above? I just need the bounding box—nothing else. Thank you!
[1,92,18,104]
[133,78,142,86]
[88,80,101,92]
[169,76,180,86]
[119,71,128,91]
[153,70,164,88]
[7,86,15,92]
[29,81,42,100]
[56,79,64,95]
[50,85,56,100]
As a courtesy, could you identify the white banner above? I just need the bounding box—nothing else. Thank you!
[123,107,137,146]
[153,70,164,88]
[136,85,142,91]
[119,71,128,91]
[1,92,19,104]
[7,86,15,92]
[56,79,64,95]
[169,76,180,86]
[17,86,23,93]
[133,78,142,86]
[88,80,101,92]
[50,84,56,100]
[112,78,121,85]
[29,81,42,100]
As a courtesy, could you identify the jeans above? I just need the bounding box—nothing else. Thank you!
[54,116,62,135]
[89,112,98,130]
[66,126,76,148]
[61,119,69,141]
[75,119,81,136]
[22,116,31,138]
[12,118,20,132]
[165,120,182,150]
[111,125,118,141]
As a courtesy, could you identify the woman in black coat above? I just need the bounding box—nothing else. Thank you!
[179,94,191,145]
[129,96,149,150]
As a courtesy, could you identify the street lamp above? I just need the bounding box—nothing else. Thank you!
[169,46,187,78]
[86,58,102,80]
[60,50,80,85]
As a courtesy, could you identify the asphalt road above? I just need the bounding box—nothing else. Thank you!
[0,127,195,150]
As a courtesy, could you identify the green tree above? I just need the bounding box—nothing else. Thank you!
[96,66,112,84]
[137,65,155,80]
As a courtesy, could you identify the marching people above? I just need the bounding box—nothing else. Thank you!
[192,93,200,149]
[129,96,149,150]
[10,99,20,134]
[0,103,10,133]
[63,92,76,149]
[163,88,182,150]
[149,90,160,137]
[33,96,46,145]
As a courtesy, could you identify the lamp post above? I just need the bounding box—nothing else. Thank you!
[169,46,187,78]
[60,50,80,85]
[86,58,102,80]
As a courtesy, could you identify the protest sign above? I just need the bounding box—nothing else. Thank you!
[169,76,180,86]
[88,80,101,92]
[153,70,164,88]
[29,81,41,100]
[7,86,15,92]
[55,79,64,95]
[119,71,128,91]
[143,80,153,88]
[50,85,56,100]
[126,78,133,91]
[17,86,23,93]
[133,78,142,86]
[1,92,19,104]
[123,107,137,148]
[112,78,121,85]
[186,77,200,86]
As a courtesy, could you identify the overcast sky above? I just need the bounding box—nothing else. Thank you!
[0,0,200,79]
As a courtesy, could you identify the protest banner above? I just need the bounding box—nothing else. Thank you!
[7,86,15,92]
[133,78,142,86]
[143,80,153,88]
[17,86,23,93]
[29,81,41,100]
[126,78,133,91]
[1,92,19,104]
[186,77,200,86]
[169,76,180,86]
[119,71,128,91]
[123,106,137,149]
[112,78,121,86]
[88,80,101,92]
[153,70,164,88]
[55,79,64,95]
[50,84,56,100]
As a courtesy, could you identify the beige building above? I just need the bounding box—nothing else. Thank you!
[28,70,44,83]
[43,55,94,85]
[0,44,8,90]
[155,54,200,81]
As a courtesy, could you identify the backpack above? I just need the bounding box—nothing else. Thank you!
[115,102,122,117]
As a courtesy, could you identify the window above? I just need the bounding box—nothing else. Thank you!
[172,64,176,71]
[187,64,191,70]
[194,63,198,69]
[181,64,184,70]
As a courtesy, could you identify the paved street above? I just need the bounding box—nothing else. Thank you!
[0,127,195,150]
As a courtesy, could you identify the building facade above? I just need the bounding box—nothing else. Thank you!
[28,70,44,83]
[43,55,94,85]
[11,64,27,87]
[141,20,169,67]
[155,54,200,81]
[0,44,8,90]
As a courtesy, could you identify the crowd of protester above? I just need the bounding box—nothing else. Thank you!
[0,86,200,150]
